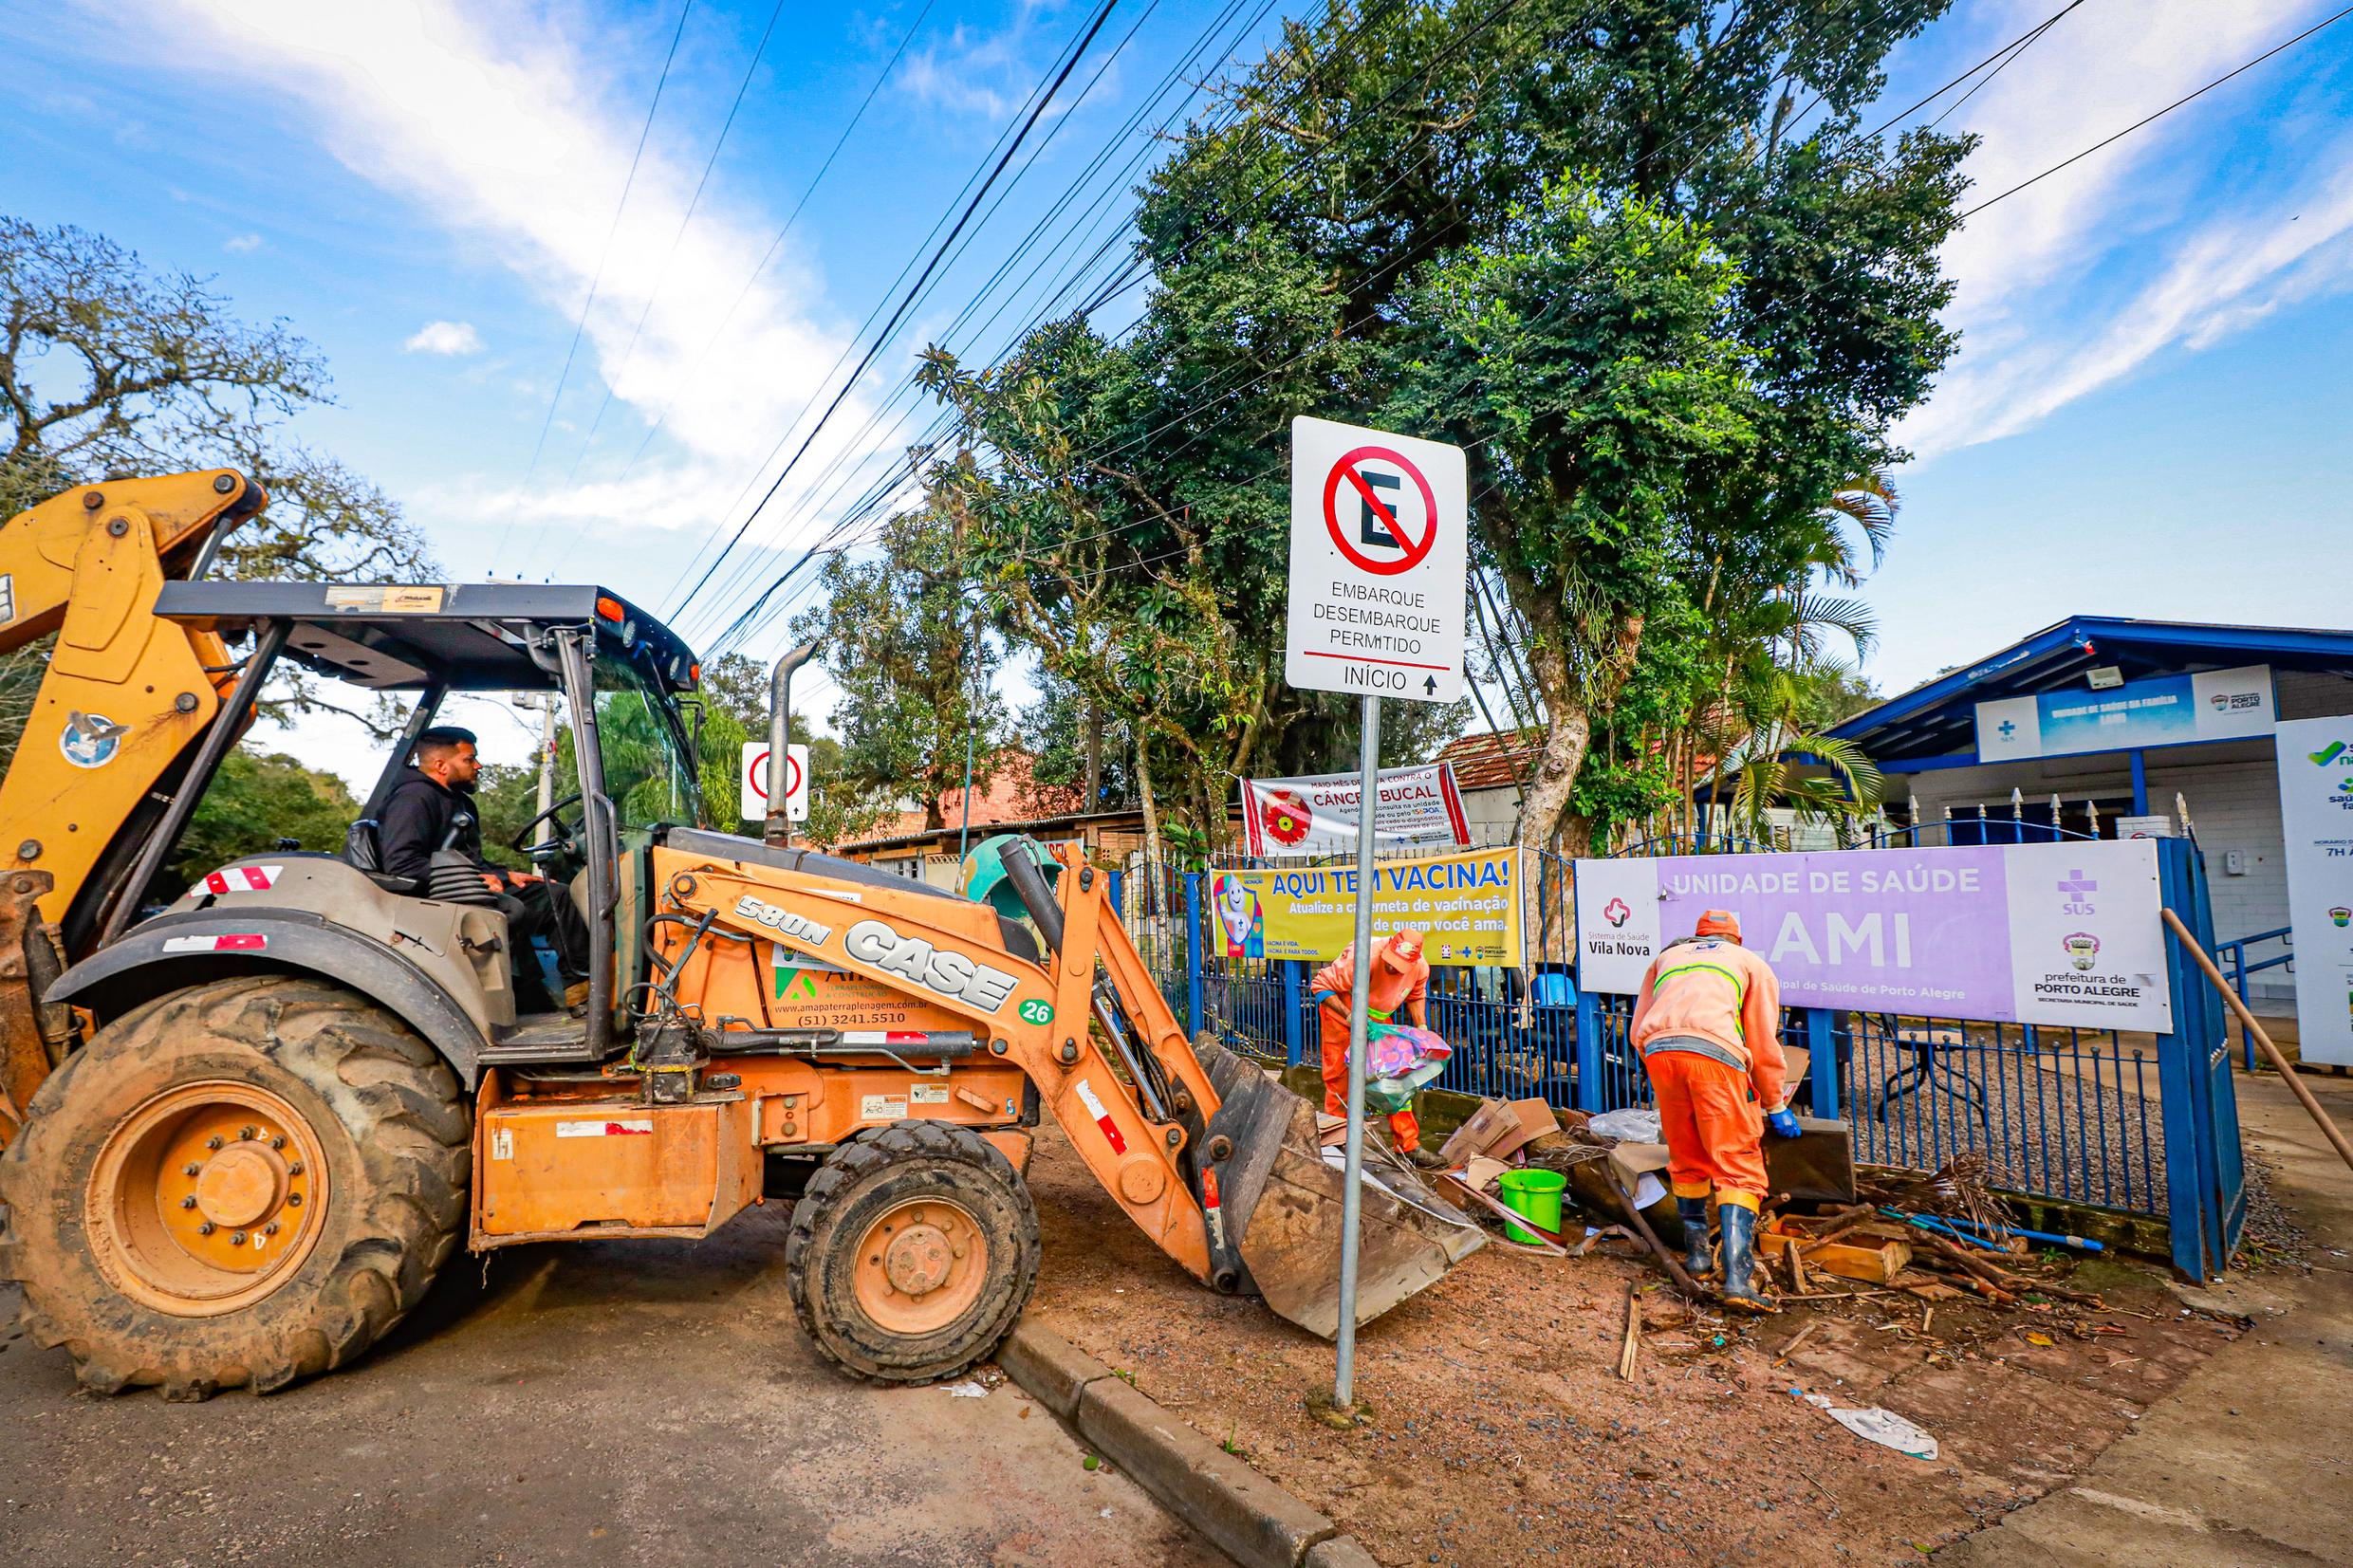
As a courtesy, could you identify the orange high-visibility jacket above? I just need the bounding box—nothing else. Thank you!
[1309,946,1429,1024]
[1629,936,1787,1112]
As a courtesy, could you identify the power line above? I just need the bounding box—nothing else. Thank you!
[494,0,696,568]
[602,0,941,498]
[558,0,796,491]
[667,0,1129,621]
[666,0,1317,635]
[1963,3,2353,217]
[655,0,1128,612]
[670,0,1282,640]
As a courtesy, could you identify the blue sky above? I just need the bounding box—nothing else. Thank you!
[6,0,2351,788]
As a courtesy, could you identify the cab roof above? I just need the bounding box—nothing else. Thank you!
[152,581,700,693]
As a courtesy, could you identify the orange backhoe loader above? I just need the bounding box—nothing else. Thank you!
[0,470,1479,1398]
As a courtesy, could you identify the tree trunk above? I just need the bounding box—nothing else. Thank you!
[1084,700,1102,809]
[1511,618,1593,855]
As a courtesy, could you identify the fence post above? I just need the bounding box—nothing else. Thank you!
[1183,872,1204,1040]
[2154,839,2223,1279]
[1281,961,1302,1066]
[1107,868,1124,925]
[1573,989,1603,1112]
[1806,1008,1838,1119]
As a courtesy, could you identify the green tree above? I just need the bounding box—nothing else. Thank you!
[788,507,1004,836]
[0,216,438,760]
[171,749,358,891]
[917,0,1967,853]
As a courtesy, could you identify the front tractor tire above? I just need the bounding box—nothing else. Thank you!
[0,977,470,1400]
[785,1121,1038,1384]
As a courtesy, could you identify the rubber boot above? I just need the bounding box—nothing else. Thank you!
[1675,1196,1714,1279]
[1715,1203,1778,1314]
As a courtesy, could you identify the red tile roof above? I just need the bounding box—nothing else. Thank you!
[1434,728,1544,791]
[864,751,1082,839]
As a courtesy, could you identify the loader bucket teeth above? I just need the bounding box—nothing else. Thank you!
[1198,1047,1484,1340]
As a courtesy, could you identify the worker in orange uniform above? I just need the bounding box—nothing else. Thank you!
[1311,930,1444,1170]
[1629,910,1803,1313]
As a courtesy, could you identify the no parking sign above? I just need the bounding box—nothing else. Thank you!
[1284,416,1467,703]
[739,741,808,822]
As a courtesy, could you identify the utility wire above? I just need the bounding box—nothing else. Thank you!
[674,0,1288,641]
[1963,3,2353,217]
[657,0,1121,610]
[605,0,940,495]
[559,0,795,490]
[670,0,1340,637]
[668,0,1128,620]
[495,0,695,567]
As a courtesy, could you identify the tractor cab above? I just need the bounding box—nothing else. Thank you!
[86,581,711,1066]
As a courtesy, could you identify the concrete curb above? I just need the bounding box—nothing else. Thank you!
[995,1319,1352,1568]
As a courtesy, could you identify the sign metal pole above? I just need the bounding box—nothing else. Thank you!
[1333,691,1381,1409]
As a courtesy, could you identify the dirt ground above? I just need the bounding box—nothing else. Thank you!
[1025,1125,2253,1568]
[0,1204,1223,1568]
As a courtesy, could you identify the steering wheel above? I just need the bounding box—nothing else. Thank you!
[509,791,584,863]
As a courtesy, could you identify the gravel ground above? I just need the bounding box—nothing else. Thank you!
[1024,1122,2243,1568]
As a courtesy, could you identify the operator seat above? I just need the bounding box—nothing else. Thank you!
[341,819,419,895]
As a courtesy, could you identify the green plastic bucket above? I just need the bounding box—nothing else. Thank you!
[1495,1168,1566,1245]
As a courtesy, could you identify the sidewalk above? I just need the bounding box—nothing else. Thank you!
[1941,1070,2353,1566]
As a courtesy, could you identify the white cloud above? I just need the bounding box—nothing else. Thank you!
[99,0,885,574]
[403,319,483,355]
[1900,0,2346,456]
[222,231,263,252]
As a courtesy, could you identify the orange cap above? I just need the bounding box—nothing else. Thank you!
[1695,910,1741,942]
[1380,929,1425,968]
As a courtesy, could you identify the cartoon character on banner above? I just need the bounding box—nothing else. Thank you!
[1213,873,1264,960]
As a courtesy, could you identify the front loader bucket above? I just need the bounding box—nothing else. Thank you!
[1198,1044,1484,1340]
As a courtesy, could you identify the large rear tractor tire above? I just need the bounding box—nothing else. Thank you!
[785,1120,1037,1384]
[0,977,470,1399]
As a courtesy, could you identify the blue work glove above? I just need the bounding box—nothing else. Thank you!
[1766,1109,1804,1139]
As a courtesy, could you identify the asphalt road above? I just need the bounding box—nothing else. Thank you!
[0,1204,1225,1567]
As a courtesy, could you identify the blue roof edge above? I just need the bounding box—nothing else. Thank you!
[1831,616,2353,745]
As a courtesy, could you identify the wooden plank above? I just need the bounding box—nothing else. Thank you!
[1760,1219,1908,1284]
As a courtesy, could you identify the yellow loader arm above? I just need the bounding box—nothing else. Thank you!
[0,470,264,1136]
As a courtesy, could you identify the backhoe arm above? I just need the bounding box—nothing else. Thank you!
[0,470,264,1139]
[0,470,264,934]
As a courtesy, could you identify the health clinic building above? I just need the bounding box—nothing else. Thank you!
[1829,617,2353,1044]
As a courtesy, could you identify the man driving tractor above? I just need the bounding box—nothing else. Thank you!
[377,725,585,1007]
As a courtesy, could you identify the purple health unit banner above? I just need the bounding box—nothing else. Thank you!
[1573,841,2171,1032]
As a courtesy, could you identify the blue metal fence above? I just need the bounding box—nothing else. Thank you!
[1137,833,2247,1277]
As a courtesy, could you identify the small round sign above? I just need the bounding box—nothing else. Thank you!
[1322,445,1439,576]
[745,747,804,802]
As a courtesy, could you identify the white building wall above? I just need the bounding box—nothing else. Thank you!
[1456,785,1521,846]
[1884,666,2353,1013]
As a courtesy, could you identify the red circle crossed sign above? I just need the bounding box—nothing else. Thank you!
[1323,445,1438,576]
[747,747,803,802]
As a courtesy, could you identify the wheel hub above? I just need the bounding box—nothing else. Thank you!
[195,1144,286,1229]
[851,1199,988,1335]
[86,1081,329,1318]
[882,1224,954,1297]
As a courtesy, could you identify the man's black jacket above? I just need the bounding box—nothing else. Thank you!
[376,771,486,887]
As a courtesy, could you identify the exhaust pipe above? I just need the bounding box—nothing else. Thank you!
[765,641,819,846]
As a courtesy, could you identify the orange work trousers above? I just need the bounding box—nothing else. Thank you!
[1643,1045,1767,1208]
[1318,1013,1422,1153]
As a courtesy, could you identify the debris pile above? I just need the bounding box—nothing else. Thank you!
[1429,1099,2111,1320]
